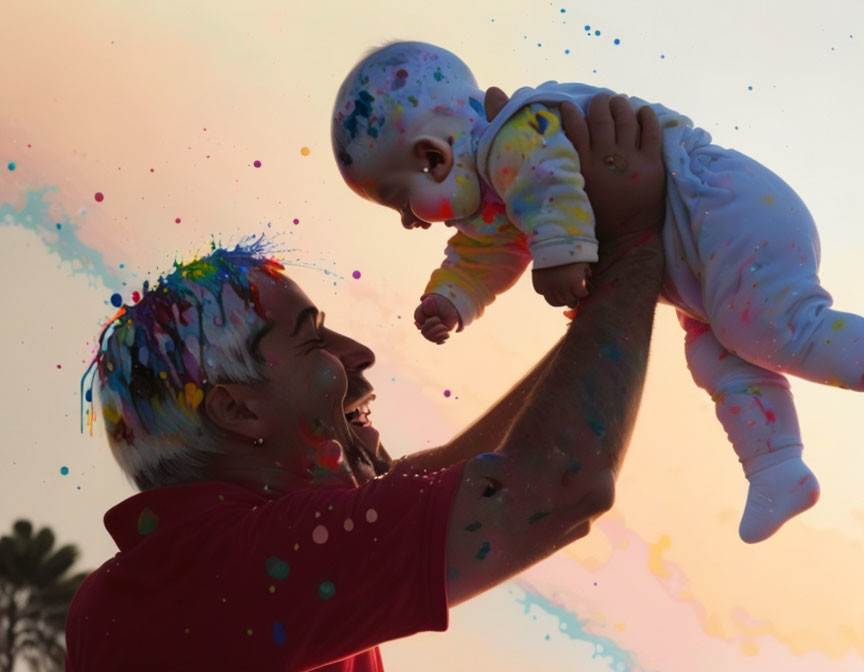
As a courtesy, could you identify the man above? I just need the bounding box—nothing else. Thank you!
[65,92,666,670]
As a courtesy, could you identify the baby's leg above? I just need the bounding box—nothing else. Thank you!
[693,146,864,389]
[679,313,820,543]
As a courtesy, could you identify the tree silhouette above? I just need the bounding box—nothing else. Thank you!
[0,520,90,672]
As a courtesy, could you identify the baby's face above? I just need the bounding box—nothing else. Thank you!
[350,112,483,229]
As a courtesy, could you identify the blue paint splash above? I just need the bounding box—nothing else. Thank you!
[513,583,650,671]
[0,186,124,290]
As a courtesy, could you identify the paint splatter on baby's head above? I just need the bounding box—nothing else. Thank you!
[331,41,480,183]
[86,238,284,491]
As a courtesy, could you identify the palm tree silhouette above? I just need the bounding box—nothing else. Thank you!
[0,520,90,672]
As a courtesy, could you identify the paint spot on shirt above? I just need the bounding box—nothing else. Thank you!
[110,293,123,307]
[300,146,310,156]
[94,192,104,202]
[832,319,846,330]
[7,162,15,171]
[443,389,451,397]
[60,466,69,475]
[352,270,361,279]
[475,541,491,560]
[343,518,354,532]
[266,556,291,580]
[318,580,336,600]
[137,507,159,535]
[272,621,287,645]
[464,521,482,532]
[312,525,329,544]
[253,160,262,168]
[366,508,378,523]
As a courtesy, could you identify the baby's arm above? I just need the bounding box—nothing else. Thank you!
[487,104,598,305]
[417,225,532,340]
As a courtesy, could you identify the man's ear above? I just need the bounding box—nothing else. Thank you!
[412,137,454,183]
[204,383,264,439]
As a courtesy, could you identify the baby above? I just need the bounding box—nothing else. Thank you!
[330,41,864,543]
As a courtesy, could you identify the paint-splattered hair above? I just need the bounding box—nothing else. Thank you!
[331,41,481,183]
[88,239,284,492]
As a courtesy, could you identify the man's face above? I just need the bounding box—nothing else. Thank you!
[245,270,381,483]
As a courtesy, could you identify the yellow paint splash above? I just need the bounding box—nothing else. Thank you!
[648,533,672,578]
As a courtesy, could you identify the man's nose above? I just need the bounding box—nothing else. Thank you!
[331,331,375,372]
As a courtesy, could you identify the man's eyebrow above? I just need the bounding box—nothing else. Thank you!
[291,305,319,337]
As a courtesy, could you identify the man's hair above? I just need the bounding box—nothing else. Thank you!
[331,40,479,178]
[89,240,284,491]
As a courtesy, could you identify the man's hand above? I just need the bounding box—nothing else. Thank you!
[560,94,665,244]
[413,294,461,344]
[532,262,591,308]
[483,87,666,245]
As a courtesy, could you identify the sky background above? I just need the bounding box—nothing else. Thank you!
[1,0,863,670]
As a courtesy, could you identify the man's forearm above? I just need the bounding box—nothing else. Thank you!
[499,232,664,480]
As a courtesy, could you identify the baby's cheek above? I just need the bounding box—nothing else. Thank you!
[412,173,481,221]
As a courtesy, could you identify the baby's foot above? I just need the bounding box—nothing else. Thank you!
[739,458,820,544]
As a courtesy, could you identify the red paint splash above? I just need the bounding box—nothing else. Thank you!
[94,192,104,202]
[753,397,776,424]
[132,291,141,303]
[175,217,181,224]
[438,200,454,219]
[730,406,741,414]
[481,200,506,223]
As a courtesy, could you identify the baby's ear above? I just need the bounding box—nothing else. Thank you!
[412,137,454,183]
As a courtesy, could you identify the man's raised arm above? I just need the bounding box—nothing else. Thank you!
[411,92,667,606]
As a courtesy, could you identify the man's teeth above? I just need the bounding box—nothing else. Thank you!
[345,403,372,425]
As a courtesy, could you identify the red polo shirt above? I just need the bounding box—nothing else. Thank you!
[65,459,466,671]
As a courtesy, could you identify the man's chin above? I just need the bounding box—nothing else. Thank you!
[347,422,380,457]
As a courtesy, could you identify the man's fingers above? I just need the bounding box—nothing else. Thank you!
[636,105,662,155]
[559,101,591,161]
[586,93,615,150]
[609,95,638,147]
[484,86,509,122]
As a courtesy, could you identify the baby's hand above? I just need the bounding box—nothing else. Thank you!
[413,294,461,344]
[532,262,592,308]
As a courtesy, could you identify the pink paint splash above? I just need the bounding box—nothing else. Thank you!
[94,192,104,202]
[352,270,361,279]
[253,160,262,168]
[753,397,776,424]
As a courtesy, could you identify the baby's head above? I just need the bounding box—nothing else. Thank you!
[332,41,487,228]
